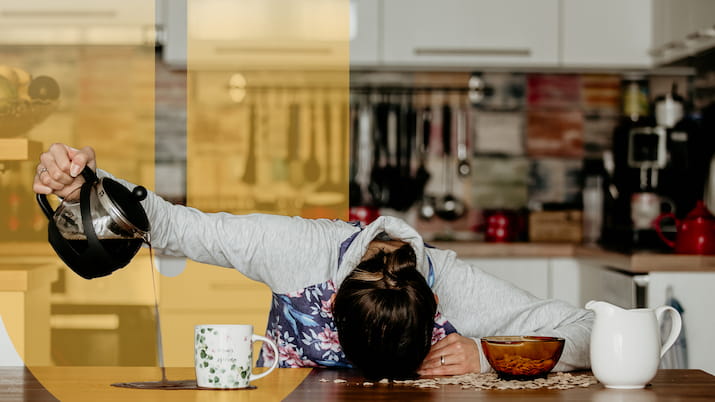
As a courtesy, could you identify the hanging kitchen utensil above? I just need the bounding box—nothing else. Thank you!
[456,105,471,177]
[36,167,149,279]
[309,92,345,206]
[303,96,321,185]
[435,102,466,221]
[402,102,420,209]
[389,96,419,212]
[417,106,435,220]
[349,101,362,206]
[368,101,393,207]
[287,100,303,189]
[241,99,257,186]
[353,98,374,207]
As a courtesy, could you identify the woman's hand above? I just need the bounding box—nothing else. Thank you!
[418,333,481,376]
[33,143,96,199]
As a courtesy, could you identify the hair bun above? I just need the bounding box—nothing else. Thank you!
[382,244,417,284]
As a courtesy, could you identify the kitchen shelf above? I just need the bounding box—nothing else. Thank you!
[428,241,715,273]
[0,139,42,161]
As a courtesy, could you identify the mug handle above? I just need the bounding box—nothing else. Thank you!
[249,335,279,382]
[655,305,683,358]
[653,213,677,249]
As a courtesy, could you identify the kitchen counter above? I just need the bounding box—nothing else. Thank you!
[429,241,715,273]
[5,241,715,274]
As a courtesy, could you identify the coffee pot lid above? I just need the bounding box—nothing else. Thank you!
[98,178,150,234]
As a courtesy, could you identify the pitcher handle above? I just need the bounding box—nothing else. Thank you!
[249,335,279,382]
[655,305,682,358]
[653,213,677,249]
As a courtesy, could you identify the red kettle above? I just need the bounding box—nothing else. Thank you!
[653,201,715,255]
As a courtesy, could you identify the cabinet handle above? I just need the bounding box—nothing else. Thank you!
[414,47,531,57]
[215,46,334,56]
[1,10,117,19]
[686,27,715,41]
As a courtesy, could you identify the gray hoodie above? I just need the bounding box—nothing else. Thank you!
[105,170,592,373]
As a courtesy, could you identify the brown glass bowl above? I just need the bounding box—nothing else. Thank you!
[481,336,565,380]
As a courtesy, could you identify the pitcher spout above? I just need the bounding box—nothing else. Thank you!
[585,300,622,315]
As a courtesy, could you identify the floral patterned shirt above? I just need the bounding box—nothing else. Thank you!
[257,224,458,368]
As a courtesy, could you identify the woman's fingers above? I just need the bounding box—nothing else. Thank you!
[421,333,460,365]
[418,334,481,376]
[33,165,54,194]
[66,145,96,177]
[33,144,97,198]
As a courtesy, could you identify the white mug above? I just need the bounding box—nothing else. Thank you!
[194,324,279,389]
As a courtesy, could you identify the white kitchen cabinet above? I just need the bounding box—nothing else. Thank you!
[381,0,560,68]
[464,258,550,300]
[185,0,350,70]
[652,0,715,65]
[646,272,715,375]
[0,0,155,45]
[350,0,380,66]
[561,0,653,68]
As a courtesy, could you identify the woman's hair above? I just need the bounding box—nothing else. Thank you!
[332,244,437,380]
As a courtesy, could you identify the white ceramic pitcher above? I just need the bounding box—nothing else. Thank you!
[585,300,682,389]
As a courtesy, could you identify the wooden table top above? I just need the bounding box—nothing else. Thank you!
[2,367,715,402]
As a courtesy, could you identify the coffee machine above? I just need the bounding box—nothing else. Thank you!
[603,79,692,251]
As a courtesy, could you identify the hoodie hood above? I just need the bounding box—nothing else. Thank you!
[335,216,429,288]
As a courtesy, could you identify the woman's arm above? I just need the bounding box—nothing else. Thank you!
[429,248,593,373]
[105,170,358,293]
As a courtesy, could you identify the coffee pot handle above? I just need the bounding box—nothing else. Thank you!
[35,166,98,220]
[80,166,98,183]
[653,213,677,249]
[36,194,55,220]
[655,305,682,358]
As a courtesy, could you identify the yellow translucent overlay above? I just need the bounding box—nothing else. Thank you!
[0,0,350,389]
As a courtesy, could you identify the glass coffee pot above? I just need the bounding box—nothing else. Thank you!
[36,167,150,279]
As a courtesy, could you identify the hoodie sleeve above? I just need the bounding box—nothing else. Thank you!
[99,170,358,293]
[428,247,593,373]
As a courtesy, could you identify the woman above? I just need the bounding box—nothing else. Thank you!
[33,143,593,380]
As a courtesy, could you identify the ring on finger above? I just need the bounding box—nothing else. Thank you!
[440,355,445,366]
[38,167,49,177]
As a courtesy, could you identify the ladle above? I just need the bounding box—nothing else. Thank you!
[303,100,321,184]
[309,97,346,206]
[417,107,435,220]
[241,100,257,186]
[435,103,466,221]
[456,106,471,177]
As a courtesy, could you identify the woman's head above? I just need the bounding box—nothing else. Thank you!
[332,243,436,380]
